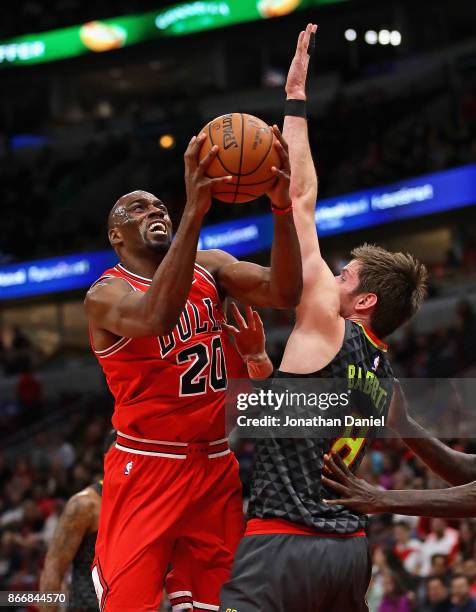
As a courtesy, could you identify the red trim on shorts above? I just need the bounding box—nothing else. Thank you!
[245,518,366,538]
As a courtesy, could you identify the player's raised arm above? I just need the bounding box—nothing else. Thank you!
[199,126,303,309]
[283,24,341,329]
[284,24,319,253]
[39,493,95,612]
[85,136,232,338]
[322,451,476,518]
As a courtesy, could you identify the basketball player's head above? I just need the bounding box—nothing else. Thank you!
[337,243,427,338]
[108,190,173,256]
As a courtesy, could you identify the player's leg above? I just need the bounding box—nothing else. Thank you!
[318,536,372,612]
[167,451,244,611]
[93,540,172,612]
[93,447,189,612]
[217,536,269,612]
[219,534,371,612]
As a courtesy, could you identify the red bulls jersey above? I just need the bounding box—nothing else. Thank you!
[89,262,245,442]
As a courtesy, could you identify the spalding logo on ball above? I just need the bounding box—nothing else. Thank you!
[198,113,281,204]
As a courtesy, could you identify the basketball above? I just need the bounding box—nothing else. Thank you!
[198,113,281,203]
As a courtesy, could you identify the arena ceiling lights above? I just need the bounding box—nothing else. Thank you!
[0,0,347,68]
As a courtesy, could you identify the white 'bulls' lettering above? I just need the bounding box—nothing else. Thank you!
[158,298,222,358]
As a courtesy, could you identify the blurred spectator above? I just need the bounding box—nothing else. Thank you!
[15,367,42,412]
[0,326,33,375]
[424,576,452,612]
[455,302,476,370]
[369,547,418,612]
[450,575,476,612]
[421,520,459,576]
[458,521,476,562]
[393,521,423,575]
[463,560,476,597]
[378,571,413,612]
[431,554,454,579]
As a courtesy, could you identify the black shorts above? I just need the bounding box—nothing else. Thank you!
[219,533,371,612]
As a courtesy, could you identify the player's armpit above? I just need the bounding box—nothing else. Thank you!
[40,493,94,607]
[85,277,171,338]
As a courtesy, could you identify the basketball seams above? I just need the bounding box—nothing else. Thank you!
[208,121,239,176]
[213,191,266,199]
[241,118,275,176]
[213,192,266,196]
[217,176,276,187]
[232,113,245,204]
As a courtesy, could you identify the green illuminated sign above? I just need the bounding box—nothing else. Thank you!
[0,0,345,68]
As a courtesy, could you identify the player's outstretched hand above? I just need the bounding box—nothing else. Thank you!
[266,125,292,210]
[222,303,266,362]
[286,23,318,100]
[321,451,383,514]
[184,133,232,217]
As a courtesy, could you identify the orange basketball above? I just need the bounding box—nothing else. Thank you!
[198,113,281,203]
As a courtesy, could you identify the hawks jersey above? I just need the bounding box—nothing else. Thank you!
[248,319,394,535]
[89,262,244,442]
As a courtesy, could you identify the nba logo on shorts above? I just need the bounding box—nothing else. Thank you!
[124,461,133,475]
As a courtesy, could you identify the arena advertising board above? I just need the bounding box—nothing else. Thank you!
[0,164,475,300]
[0,0,345,67]
[0,250,118,300]
[197,163,476,250]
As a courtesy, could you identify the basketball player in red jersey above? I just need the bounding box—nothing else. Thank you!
[84,129,302,611]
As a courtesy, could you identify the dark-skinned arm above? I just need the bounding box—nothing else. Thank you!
[39,493,95,612]
[388,382,476,486]
[322,451,476,518]
[85,135,232,337]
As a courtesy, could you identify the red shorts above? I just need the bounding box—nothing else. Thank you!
[92,434,244,612]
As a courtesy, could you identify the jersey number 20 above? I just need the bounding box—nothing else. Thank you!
[177,336,227,396]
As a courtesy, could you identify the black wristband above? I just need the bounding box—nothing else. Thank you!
[284,98,307,119]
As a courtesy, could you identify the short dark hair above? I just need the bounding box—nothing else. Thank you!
[351,243,428,337]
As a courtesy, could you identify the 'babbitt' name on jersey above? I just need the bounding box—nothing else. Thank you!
[248,319,394,535]
[89,262,242,442]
